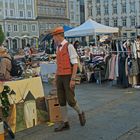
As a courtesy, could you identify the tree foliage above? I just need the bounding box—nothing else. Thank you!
[0,25,5,46]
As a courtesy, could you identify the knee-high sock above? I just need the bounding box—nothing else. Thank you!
[60,106,68,122]
[73,103,82,114]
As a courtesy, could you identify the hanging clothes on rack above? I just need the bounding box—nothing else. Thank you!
[116,41,129,88]
[134,40,140,71]
[124,40,139,86]
[135,36,140,84]
[104,40,129,88]
[117,53,129,88]
[103,38,140,87]
[108,54,117,80]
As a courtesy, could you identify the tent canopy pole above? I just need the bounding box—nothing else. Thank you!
[95,32,96,45]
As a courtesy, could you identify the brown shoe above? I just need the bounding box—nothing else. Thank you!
[79,111,86,126]
[54,122,70,132]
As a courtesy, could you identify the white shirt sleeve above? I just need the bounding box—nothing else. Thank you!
[68,44,78,64]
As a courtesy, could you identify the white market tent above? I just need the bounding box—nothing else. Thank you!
[64,19,119,37]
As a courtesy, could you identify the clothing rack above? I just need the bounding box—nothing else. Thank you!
[112,37,135,41]
[109,51,132,53]
[105,50,133,56]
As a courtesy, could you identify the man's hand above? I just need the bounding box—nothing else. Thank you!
[70,80,76,90]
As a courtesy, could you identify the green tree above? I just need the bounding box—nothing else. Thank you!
[0,25,5,46]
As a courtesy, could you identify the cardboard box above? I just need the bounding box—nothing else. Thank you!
[45,95,62,123]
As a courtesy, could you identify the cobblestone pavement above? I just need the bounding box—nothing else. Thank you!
[6,82,140,140]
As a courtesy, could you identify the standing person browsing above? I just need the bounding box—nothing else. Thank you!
[52,27,86,132]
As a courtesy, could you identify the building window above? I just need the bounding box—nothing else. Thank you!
[32,24,36,32]
[7,25,11,32]
[48,24,51,29]
[61,8,65,15]
[13,25,18,32]
[40,24,45,29]
[123,33,127,38]
[96,0,100,3]
[88,8,93,17]
[41,6,46,15]
[46,24,49,29]
[113,19,118,27]
[130,2,135,13]
[70,13,74,21]
[54,23,56,28]
[122,3,126,13]
[50,24,54,29]
[5,0,8,8]
[57,8,61,15]
[113,5,117,14]
[50,8,53,15]
[22,24,27,31]
[105,19,109,26]
[104,0,108,3]
[96,19,101,23]
[139,1,140,12]
[130,32,136,38]
[122,18,127,27]
[5,10,7,16]
[19,0,24,4]
[0,9,2,15]
[10,9,14,17]
[27,11,32,18]
[104,6,109,15]
[10,0,14,3]
[51,24,54,28]
[96,7,101,15]
[131,17,135,26]
[19,11,24,17]
[76,4,79,13]
[70,2,73,10]
[76,15,79,22]
[27,0,31,5]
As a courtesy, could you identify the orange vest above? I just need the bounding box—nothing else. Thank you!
[56,43,72,75]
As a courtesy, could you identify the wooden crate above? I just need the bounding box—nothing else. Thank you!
[45,95,62,123]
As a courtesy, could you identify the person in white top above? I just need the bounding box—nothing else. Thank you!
[136,35,140,58]
[136,35,140,71]
[52,27,86,132]
[24,44,32,67]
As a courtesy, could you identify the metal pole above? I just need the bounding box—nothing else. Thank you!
[136,9,138,36]
[95,32,96,45]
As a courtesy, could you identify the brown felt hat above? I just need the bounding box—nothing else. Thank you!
[51,27,64,36]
